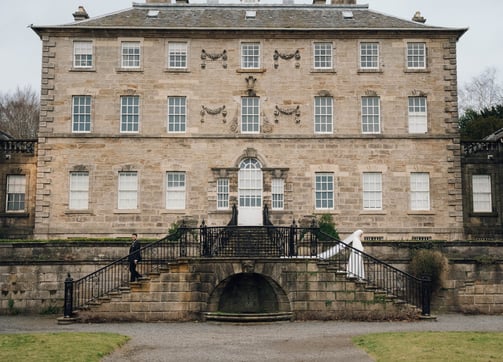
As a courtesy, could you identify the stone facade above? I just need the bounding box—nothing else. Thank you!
[0,140,38,239]
[30,2,466,240]
[461,141,503,240]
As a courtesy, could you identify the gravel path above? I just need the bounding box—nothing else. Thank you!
[2,314,503,362]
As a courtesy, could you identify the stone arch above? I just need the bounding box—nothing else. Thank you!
[233,147,268,168]
[206,272,291,314]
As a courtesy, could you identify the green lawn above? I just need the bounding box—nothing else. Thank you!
[0,332,129,362]
[353,331,503,362]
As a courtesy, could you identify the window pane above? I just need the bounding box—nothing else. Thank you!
[238,158,262,207]
[241,97,260,133]
[360,42,378,69]
[272,178,284,210]
[407,42,426,69]
[410,173,430,210]
[361,96,380,134]
[6,175,26,212]
[363,172,382,210]
[217,178,229,210]
[472,175,492,212]
[121,96,139,133]
[69,171,89,210]
[74,41,93,68]
[168,42,187,69]
[118,172,138,209]
[166,172,186,209]
[314,96,333,133]
[241,43,260,69]
[314,42,332,69]
[121,41,141,68]
[72,96,91,132]
[408,96,427,133]
[168,96,186,133]
[315,173,334,209]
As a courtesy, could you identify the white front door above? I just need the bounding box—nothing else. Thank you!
[238,158,263,226]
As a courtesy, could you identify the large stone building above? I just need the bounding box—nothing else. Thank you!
[30,0,467,240]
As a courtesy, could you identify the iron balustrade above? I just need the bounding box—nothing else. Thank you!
[64,224,431,317]
[461,140,503,155]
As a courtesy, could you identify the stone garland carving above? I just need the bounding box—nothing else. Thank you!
[201,49,227,69]
[200,105,227,123]
[274,105,301,124]
[273,49,301,69]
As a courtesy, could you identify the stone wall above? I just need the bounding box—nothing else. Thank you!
[1,242,502,316]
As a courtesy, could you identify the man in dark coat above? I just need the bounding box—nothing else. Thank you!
[128,233,142,282]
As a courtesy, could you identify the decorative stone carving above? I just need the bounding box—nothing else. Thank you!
[365,89,378,97]
[274,105,301,123]
[200,49,227,69]
[242,260,255,273]
[200,105,227,123]
[317,90,332,97]
[412,89,427,97]
[262,112,273,133]
[273,49,301,69]
[245,75,257,96]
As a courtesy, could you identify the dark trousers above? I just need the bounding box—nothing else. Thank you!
[129,261,141,282]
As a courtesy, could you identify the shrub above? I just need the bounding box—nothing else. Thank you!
[318,214,340,240]
[408,249,447,291]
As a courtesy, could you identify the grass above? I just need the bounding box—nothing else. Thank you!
[353,331,503,362]
[0,332,129,362]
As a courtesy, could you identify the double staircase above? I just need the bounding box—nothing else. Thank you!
[60,223,431,323]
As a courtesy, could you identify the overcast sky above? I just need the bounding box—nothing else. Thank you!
[0,0,500,94]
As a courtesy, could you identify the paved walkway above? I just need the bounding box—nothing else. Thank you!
[2,314,503,361]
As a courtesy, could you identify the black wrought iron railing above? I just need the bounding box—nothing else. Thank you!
[64,224,431,317]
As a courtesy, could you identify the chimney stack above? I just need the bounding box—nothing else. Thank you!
[412,11,427,23]
[72,6,89,21]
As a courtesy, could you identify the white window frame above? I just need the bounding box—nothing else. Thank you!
[118,171,138,210]
[167,96,187,133]
[313,42,333,69]
[168,42,188,69]
[359,42,379,69]
[6,175,26,212]
[73,41,93,68]
[407,42,426,69]
[363,172,382,210]
[315,173,334,210]
[217,178,229,210]
[410,172,430,211]
[408,96,428,133]
[472,175,492,213]
[361,96,381,134]
[121,41,141,69]
[238,158,263,208]
[271,178,285,210]
[72,95,92,133]
[166,172,186,210]
[120,96,140,133]
[241,42,260,69]
[241,97,260,133]
[69,171,89,210]
[314,96,333,134]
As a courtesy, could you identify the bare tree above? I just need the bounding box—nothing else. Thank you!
[0,86,40,139]
[459,67,503,115]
